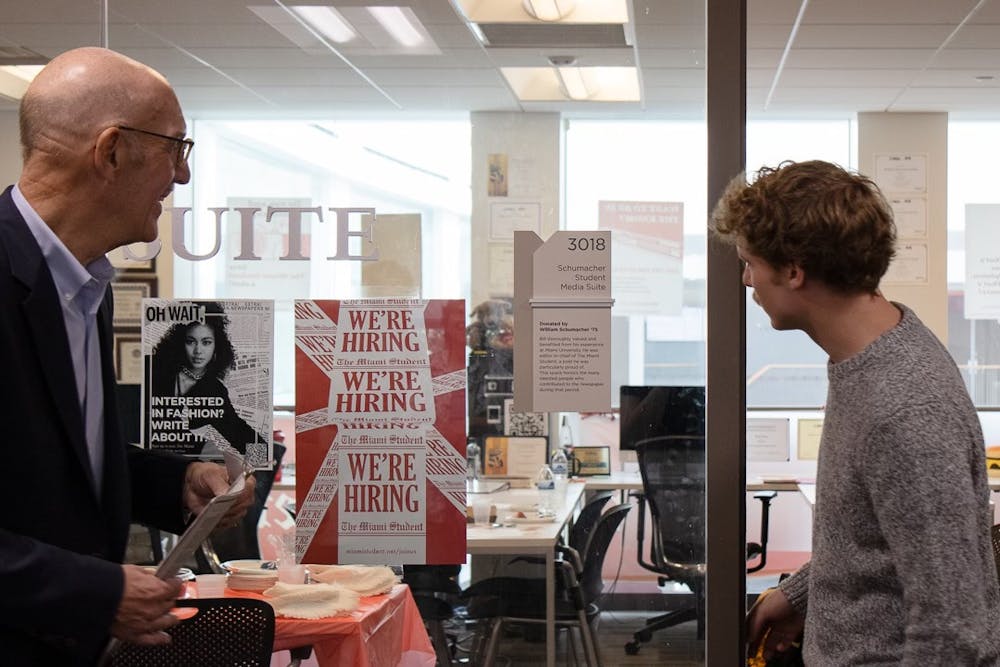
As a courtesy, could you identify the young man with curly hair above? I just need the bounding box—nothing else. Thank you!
[712,160,1000,665]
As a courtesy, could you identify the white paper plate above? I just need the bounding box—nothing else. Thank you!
[222,559,276,574]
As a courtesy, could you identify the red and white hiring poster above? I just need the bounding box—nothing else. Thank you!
[294,299,467,564]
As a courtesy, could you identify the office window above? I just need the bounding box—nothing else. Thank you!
[948,122,1000,408]
[171,119,472,406]
[565,119,853,407]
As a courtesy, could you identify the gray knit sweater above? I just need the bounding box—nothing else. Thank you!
[778,303,1000,665]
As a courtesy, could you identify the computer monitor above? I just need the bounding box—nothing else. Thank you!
[618,385,705,451]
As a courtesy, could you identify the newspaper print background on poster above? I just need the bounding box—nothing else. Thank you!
[141,298,274,469]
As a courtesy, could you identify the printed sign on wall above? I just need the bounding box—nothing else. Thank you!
[141,299,273,469]
[514,231,614,412]
[294,299,467,564]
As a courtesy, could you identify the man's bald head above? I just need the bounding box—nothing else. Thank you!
[20,47,178,161]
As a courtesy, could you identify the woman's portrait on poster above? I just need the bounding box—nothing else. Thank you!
[149,301,265,458]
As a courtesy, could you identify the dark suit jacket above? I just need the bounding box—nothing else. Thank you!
[0,186,191,665]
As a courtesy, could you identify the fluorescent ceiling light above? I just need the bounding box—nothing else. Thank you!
[0,65,43,100]
[522,0,576,21]
[289,5,356,44]
[368,6,424,47]
[556,66,590,100]
[500,66,640,102]
[457,0,628,24]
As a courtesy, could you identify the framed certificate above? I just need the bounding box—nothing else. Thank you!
[111,277,157,328]
[570,446,612,476]
[483,436,547,478]
[114,333,143,384]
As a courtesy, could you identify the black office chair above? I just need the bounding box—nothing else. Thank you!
[196,442,286,573]
[568,490,615,556]
[402,564,464,666]
[107,597,275,667]
[462,503,632,667]
[508,490,615,573]
[624,436,776,656]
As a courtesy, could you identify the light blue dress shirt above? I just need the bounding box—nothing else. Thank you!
[13,184,115,491]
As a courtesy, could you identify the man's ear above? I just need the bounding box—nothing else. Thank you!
[93,127,122,179]
[786,264,806,289]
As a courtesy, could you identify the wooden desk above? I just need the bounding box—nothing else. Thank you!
[466,481,586,667]
[747,479,801,492]
[200,584,434,667]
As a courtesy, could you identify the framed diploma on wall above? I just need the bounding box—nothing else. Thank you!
[114,334,143,384]
[111,277,157,328]
[483,436,547,478]
[570,445,612,476]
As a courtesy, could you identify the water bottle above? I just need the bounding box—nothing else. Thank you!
[466,437,481,482]
[550,446,569,507]
[550,446,569,480]
[535,464,556,516]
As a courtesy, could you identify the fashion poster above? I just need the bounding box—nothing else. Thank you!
[294,299,467,565]
[141,299,274,469]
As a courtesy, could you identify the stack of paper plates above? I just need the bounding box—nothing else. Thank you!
[226,569,278,592]
[221,559,276,573]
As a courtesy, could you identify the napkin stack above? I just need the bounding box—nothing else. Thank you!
[263,582,361,619]
[307,564,399,596]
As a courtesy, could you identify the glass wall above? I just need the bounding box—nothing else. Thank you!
[171,119,472,406]
[948,122,1000,410]
[567,119,854,408]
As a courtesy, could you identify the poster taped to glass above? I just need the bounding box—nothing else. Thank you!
[141,298,274,469]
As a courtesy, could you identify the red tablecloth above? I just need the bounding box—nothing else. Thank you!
[224,584,435,667]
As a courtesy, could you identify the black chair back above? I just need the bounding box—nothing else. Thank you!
[568,490,614,555]
[636,436,705,571]
[578,503,632,606]
[107,597,275,667]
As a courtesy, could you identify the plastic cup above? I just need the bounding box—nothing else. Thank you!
[473,501,492,525]
[278,564,307,584]
[196,574,228,598]
[494,503,512,526]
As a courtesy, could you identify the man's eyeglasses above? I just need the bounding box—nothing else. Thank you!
[117,125,194,165]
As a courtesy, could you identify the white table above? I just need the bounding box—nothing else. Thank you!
[466,481,586,667]
[581,470,643,491]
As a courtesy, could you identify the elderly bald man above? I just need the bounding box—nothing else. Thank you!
[0,47,255,665]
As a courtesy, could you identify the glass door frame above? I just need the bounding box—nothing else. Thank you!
[706,0,748,663]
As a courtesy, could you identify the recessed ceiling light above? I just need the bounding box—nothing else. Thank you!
[556,66,591,100]
[456,0,628,24]
[289,5,357,44]
[500,66,639,102]
[0,65,44,100]
[522,0,576,21]
[368,6,424,47]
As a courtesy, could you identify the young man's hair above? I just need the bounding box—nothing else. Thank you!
[710,160,896,294]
